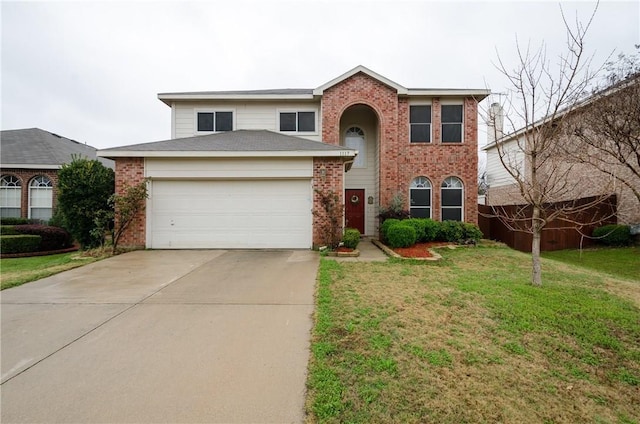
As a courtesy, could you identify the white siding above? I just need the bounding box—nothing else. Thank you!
[173,101,322,141]
[145,158,313,179]
[485,137,525,188]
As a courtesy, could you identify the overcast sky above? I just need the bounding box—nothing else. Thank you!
[1,0,638,150]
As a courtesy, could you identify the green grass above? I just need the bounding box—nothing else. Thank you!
[1,252,101,290]
[542,246,640,281]
[305,245,640,423]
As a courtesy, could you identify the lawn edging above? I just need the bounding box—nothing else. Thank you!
[371,239,443,261]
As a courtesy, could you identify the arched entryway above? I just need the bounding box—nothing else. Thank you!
[339,104,379,236]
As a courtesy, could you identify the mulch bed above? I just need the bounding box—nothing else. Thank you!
[392,242,451,258]
[336,247,355,253]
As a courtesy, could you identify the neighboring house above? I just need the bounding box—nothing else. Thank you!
[0,128,114,220]
[98,66,490,249]
[483,75,640,226]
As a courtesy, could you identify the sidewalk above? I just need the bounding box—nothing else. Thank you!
[326,237,388,262]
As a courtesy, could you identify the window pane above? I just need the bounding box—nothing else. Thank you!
[442,123,462,143]
[216,112,233,132]
[442,208,462,221]
[280,112,296,131]
[410,188,431,206]
[30,208,52,220]
[298,112,315,132]
[442,189,462,206]
[410,207,431,218]
[197,113,214,131]
[410,105,431,123]
[442,105,463,123]
[0,187,20,207]
[0,208,21,218]
[411,124,431,143]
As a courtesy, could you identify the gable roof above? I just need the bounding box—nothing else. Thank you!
[0,128,114,169]
[98,130,357,159]
[157,66,490,105]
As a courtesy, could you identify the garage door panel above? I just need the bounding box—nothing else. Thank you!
[150,180,311,249]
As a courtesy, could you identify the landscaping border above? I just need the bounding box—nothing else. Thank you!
[371,239,443,261]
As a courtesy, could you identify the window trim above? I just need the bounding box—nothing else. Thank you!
[440,102,464,144]
[440,176,464,221]
[194,109,236,134]
[28,175,53,220]
[277,109,318,134]
[409,176,432,218]
[409,103,432,143]
[0,174,22,218]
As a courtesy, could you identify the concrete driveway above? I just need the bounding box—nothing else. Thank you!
[1,249,319,423]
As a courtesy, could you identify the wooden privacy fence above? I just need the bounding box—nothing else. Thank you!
[478,195,617,252]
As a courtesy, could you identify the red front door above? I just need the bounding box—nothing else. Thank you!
[345,189,365,234]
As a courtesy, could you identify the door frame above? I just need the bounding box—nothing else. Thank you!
[345,188,365,234]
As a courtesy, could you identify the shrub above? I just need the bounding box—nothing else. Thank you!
[1,235,41,254]
[1,225,19,236]
[386,223,417,248]
[0,217,34,225]
[404,219,427,242]
[14,225,73,251]
[439,221,465,243]
[342,228,361,249]
[379,192,411,221]
[462,223,484,242]
[592,224,631,246]
[422,219,440,242]
[380,219,400,242]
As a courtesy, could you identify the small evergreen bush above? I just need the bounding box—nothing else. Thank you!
[0,217,33,225]
[592,224,631,246]
[462,223,483,242]
[422,219,440,242]
[380,218,400,242]
[404,219,427,242]
[342,228,361,249]
[439,221,464,243]
[0,225,19,236]
[386,223,417,248]
[1,235,41,254]
[14,225,73,251]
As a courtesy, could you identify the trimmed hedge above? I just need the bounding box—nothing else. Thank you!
[342,228,361,249]
[386,223,417,248]
[1,225,20,236]
[1,235,41,254]
[380,218,483,245]
[0,217,36,226]
[13,225,73,251]
[592,224,631,246]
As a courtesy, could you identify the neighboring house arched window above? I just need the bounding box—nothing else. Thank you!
[1,175,22,218]
[441,176,464,221]
[29,175,53,220]
[345,127,366,168]
[410,176,432,218]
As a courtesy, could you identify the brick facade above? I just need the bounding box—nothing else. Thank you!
[321,72,479,224]
[0,168,59,219]
[114,158,146,247]
[312,157,346,247]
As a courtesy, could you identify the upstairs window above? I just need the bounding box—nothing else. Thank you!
[410,176,432,218]
[279,111,315,132]
[197,111,233,132]
[441,176,463,221]
[1,175,22,218]
[441,105,463,143]
[410,105,431,143]
[345,127,366,168]
[29,175,53,220]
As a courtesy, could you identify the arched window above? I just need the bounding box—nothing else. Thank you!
[1,175,22,218]
[345,127,366,168]
[29,175,53,220]
[441,177,463,221]
[410,176,432,218]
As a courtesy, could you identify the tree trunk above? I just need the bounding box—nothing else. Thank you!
[531,205,543,286]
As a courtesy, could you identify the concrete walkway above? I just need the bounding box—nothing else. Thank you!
[1,249,318,423]
[325,237,389,262]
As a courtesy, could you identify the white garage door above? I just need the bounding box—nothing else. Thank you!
[150,179,312,249]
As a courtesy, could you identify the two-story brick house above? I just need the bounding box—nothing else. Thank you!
[99,66,489,249]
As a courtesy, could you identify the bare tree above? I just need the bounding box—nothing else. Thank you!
[564,48,640,207]
[486,5,615,286]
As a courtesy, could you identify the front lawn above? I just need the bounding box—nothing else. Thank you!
[1,252,102,290]
[542,246,640,281]
[306,245,640,423]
